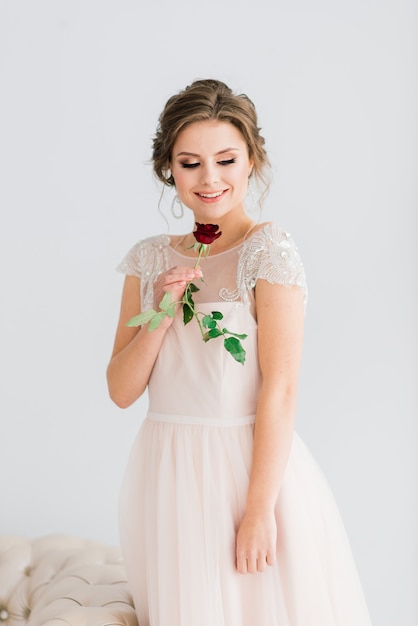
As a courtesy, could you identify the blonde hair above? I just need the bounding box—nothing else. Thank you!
[152,79,270,195]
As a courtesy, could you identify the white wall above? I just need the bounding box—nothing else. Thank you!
[0,1,416,624]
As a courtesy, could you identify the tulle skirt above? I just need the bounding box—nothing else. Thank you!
[119,411,372,626]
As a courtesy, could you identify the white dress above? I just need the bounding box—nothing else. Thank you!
[117,223,372,626]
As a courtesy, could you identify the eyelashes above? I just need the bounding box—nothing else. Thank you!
[180,158,236,169]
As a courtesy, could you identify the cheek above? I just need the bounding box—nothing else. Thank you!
[232,166,251,189]
[171,168,189,191]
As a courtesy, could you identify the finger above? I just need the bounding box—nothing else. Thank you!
[162,275,199,291]
[168,265,202,277]
[266,550,276,566]
[236,555,248,575]
[162,273,195,286]
[170,264,201,274]
[162,281,187,291]
[246,553,258,574]
[257,555,268,573]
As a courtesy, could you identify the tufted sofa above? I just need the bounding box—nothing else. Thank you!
[0,535,138,626]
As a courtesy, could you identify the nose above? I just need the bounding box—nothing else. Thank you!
[199,162,219,185]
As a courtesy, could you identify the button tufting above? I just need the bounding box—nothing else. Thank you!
[0,535,140,625]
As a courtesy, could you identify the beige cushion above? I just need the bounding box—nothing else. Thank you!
[0,535,138,626]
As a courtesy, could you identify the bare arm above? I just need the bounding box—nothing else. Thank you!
[107,266,201,408]
[236,280,304,574]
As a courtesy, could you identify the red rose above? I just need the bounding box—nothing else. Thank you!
[193,223,222,245]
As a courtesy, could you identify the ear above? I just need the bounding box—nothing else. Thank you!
[248,159,254,177]
[166,167,175,186]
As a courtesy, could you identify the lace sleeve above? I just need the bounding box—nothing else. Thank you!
[220,223,307,305]
[116,235,170,310]
[256,224,307,296]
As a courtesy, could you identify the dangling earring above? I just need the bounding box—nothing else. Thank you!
[171,194,184,219]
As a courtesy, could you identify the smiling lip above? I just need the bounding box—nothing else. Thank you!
[195,189,228,203]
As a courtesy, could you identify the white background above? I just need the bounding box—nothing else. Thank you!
[0,1,416,624]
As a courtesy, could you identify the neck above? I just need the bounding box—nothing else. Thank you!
[187,216,256,254]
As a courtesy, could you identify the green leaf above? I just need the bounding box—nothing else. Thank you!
[126,309,157,327]
[189,282,200,293]
[183,303,194,325]
[206,328,223,339]
[182,290,195,308]
[212,311,223,320]
[222,328,248,340]
[148,311,167,331]
[224,337,246,364]
[165,304,176,318]
[202,315,217,329]
[182,287,195,326]
[159,291,172,312]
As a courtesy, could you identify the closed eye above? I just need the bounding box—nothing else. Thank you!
[181,162,200,169]
[218,158,236,165]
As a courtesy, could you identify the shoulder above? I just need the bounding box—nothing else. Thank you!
[116,234,170,277]
[243,222,307,302]
[245,222,294,248]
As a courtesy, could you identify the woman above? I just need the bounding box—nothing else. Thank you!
[107,79,372,626]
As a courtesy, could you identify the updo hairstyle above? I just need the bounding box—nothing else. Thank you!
[152,79,270,193]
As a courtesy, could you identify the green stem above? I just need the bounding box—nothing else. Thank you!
[194,244,205,269]
[184,243,207,338]
[183,283,206,338]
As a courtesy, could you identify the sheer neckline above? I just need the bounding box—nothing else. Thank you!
[169,239,242,259]
[168,223,269,259]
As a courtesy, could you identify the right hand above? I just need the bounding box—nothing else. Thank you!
[153,265,202,315]
[236,509,277,574]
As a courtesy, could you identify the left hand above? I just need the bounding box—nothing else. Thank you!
[235,510,277,574]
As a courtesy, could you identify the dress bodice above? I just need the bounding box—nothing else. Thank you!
[147,300,260,419]
[117,223,308,418]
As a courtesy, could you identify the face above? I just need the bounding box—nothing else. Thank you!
[170,120,253,224]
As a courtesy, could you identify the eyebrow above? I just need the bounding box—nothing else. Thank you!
[175,147,240,157]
